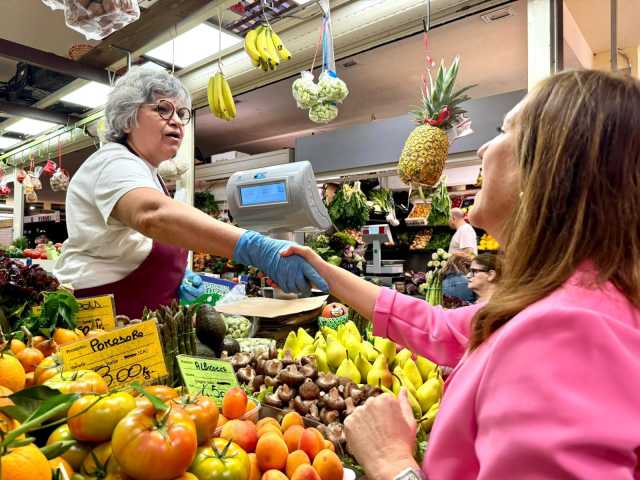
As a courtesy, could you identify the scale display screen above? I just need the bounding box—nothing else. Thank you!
[239,181,287,206]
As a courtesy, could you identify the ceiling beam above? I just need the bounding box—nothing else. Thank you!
[0,100,71,125]
[78,0,215,69]
[0,38,110,85]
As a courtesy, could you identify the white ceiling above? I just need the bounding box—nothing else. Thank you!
[565,0,640,53]
[195,0,528,157]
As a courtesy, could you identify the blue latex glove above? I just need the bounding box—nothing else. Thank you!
[233,231,329,294]
[179,270,205,302]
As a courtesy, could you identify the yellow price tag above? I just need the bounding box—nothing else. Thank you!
[59,320,167,390]
[33,294,117,335]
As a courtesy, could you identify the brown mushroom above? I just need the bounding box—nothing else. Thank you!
[264,392,284,408]
[299,363,318,380]
[276,384,295,403]
[325,387,346,411]
[306,402,320,422]
[299,378,321,400]
[316,372,339,391]
[324,422,347,448]
[230,352,253,370]
[281,349,295,366]
[277,364,305,387]
[320,408,340,424]
[264,376,280,388]
[264,359,283,378]
[249,374,265,392]
[236,366,255,385]
[344,383,365,404]
[300,355,316,366]
[292,396,313,415]
[344,397,357,416]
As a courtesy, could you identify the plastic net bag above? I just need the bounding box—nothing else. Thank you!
[63,0,140,41]
[42,0,65,10]
[309,101,338,124]
[50,169,70,192]
[292,71,320,109]
[318,70,349,103]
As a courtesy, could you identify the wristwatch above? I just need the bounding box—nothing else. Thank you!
[393,467,426,480]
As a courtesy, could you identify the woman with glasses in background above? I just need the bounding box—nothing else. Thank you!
[468,253,500,302]
[55,67,328,318]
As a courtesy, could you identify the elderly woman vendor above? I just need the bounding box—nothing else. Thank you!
[54,67,327,317]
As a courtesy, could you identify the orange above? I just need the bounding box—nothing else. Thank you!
[1,444,52,480]
[283,425,305,453]
[248,453,261,480]
[0,353,26,392]
[286,450,311,478]
[49,456,74,477]
[34,356,62,385]
[290,464,321,480]
[16,347,44,373]
[53,328,81,347]
[25,372,35,388]
[0,385,14,407]
[255,432,289,471]
[0,411,20,434]
[281,411,304,432]
[31,336,55,357]
[261,470,288,480]
[312,449,343,480]
[9,339,26,355]
[297,428,325,461]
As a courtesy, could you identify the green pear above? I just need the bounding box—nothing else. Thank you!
[403,359,423,390]
[374,336,396,364]
[297,327,314,347]
[406,389,422,419]
[393,369,417,397]
[416,377,443,413]
[416,355,436,382]
[315,347,330,373]
[279,331,298,359]
[336,357,361,384]
[419,400,440,432]
[355,353,372,380]
[367,355,393,389]
[326,335,347,372]
[394,349,413,369]
[392,374,401,395]
[362,341,378,362]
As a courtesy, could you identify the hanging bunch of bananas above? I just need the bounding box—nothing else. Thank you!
[243,24,292,72]
[207,71,237,121]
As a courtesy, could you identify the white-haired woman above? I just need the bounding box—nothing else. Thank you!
[54,67,327,318]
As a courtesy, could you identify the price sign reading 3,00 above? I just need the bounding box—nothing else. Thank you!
[59,320,167,389]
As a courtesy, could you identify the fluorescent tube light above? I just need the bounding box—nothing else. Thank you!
[61,82,113,109]
[5,118,58,136]
[0,137,20,150]
[146,23,241,68]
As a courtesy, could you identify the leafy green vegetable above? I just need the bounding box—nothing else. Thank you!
[428,177,451,226]
[328,182,370,230]
[195,191,220,216]
[0,385,76,424]
[367,188,394,214]
[41,290,79,330]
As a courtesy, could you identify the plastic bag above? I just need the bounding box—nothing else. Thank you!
[29,174,42,191]
[292,71,320,109]
[309,101,338,124]
[16,169,27,184]
[50,169,70,192]
[25,185,38,203]
[317,70,349,103]
[63,0,140,41]
[41,0,65,10]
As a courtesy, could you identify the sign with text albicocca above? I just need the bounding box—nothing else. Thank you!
[59,320,167,390]
[177,355,238,405]
[33,294,117,335]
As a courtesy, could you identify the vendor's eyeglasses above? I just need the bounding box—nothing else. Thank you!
[148,100,192,125]
[469,268,489,276]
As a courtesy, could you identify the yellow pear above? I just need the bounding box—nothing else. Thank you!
[416,355,437,382]
[392,374,401,395]
[362,341,378,362]
[406,389,422,419]
[336,358,361,384]
[279,331,298,359]
[295,343,314,360]
[394,349,413,369]
[321,326,337,337]
[374,336,396,364]
[355,353,372,380]
[326,335,347,372]
[313,335,327,350]
[393,369,417,397]
[419,401,440,432]
[367,355,393,389]
[403,359,423,390]
[297,327,314,347]
[416,376,443,413]
[315,347,330,373]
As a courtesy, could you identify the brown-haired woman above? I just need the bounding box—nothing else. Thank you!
[468,253,501,302]
[283,70,640,479]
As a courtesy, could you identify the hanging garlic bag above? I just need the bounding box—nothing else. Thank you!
[317,70,349,103]
[41,0,64,10]
[50,169,70,192]
[292,71,320,109]
[63,0,140,41]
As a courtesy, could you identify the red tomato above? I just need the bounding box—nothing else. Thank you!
[111,403,198,480]
[68,392,137,442]
[222,387,248,420]
[171,395,219,445]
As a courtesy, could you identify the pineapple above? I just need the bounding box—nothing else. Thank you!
[399,56,475,186]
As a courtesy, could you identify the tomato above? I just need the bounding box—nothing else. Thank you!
[189,438,250,480]
[80,442,124,478]
[47,424,92,471]
[68,392,137,442]
[45,370,109,394]
[134,385,179,409]
[35,355,63,384]
[172,395,219,445]
[111,403,198,480]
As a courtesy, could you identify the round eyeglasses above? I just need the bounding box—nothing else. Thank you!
[148,99,192,125]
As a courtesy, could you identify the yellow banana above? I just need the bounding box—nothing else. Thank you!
[270,30,292,61]
[214,73,227,120]
[255,26,271,69]
[264,28,280,69]
[243,28,261,67]
[220,75,237,119]
[208,75,221,117]
[216,73,233,121]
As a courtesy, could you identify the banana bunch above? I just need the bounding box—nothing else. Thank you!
[207,72,236,121]
[243,24,292,72]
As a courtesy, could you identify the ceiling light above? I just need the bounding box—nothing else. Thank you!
[29,206,36,210]
[292,0,315,4]
[0,137,20,150]
[5,118,58,136]
[61,82,113,109]
[146,23,241,68]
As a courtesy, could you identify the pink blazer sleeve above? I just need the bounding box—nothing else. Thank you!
[372,287,482,367]
[474,307,640,479]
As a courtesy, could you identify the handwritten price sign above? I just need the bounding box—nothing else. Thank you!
[177,355,238,405]
[59,320,167,389]
[33,294,117,335]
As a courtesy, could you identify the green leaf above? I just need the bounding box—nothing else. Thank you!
[130,382,168,411]
[0,385,67,423]
[40,440,77,460]
[26,391,78,424]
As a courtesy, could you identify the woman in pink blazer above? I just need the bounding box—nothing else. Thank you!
[284,70,640,479]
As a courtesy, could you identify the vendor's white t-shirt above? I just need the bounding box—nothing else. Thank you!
[448,222,478,255]
[54,143,165,289]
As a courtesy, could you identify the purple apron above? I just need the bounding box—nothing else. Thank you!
[76,147,188,318]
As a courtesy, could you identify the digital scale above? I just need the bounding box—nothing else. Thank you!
[227,161,331,234]
[361,224,404,275]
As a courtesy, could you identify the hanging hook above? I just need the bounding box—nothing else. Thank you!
[423,0,431,33]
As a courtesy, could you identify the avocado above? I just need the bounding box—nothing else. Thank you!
[221,336,240,356]
[195,305,226,354]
